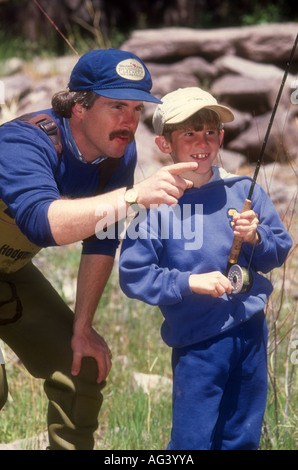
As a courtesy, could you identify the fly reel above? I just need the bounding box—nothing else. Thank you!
[227,264,252,294]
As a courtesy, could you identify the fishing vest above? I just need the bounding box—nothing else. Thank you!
[0,114,120,273]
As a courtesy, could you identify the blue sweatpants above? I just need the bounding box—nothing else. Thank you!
[168,311,268,450]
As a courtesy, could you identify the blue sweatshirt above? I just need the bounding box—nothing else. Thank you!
[119,167,292,348]
[0,109,136,258]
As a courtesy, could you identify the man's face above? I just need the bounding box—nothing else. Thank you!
[72,96,144,161]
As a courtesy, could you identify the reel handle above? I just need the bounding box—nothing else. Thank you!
[227,199,252,265]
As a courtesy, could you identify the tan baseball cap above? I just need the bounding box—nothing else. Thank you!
[152,87,234,135]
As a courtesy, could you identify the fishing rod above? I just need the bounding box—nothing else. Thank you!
[226,33,298,294]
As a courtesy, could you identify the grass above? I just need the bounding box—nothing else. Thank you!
[0,245,173,450]
[260,258,298,450]
[92,266,173,450]
[0,233,296,450]
[0,10,296,450]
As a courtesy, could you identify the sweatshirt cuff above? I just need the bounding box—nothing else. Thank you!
[175,271,193,300]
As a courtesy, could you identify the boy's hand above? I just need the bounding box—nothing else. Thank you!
[233,210,260,245]
[189,272,233,298]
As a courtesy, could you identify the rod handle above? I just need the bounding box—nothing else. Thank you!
[227,199,252,265]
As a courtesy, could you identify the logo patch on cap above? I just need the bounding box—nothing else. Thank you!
[116,59,145,81]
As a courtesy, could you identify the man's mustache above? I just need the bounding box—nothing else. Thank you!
[109,129,134,143]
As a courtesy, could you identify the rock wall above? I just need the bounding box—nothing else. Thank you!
[122,23,298,165]
[122,24,298,217]
[0,23,297,215]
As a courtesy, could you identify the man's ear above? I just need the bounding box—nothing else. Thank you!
[72,103,86,120]
[155,136,172,154]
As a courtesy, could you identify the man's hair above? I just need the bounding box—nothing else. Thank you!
[51,90,99,118]
[163,108,222,141]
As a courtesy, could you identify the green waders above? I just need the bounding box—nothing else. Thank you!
[0,262,105,450]
[0,364,8,410]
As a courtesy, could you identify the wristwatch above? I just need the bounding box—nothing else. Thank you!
[124,185,139,205]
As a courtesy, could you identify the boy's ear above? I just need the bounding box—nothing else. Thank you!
[219,129,224,147]
[155,136,172,154]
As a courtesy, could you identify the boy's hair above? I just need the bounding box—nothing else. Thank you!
[162,108,222,141]
[51,90,99,118]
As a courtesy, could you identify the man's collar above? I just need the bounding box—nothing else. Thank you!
[63,118,107,165]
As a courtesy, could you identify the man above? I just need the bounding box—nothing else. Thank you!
[0,48,197,450]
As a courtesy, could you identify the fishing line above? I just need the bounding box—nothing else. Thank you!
[32,0,80,57]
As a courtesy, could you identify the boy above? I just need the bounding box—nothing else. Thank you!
[119,87,292,450]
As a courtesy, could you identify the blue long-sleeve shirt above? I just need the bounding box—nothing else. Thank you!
[119,167,292,348]
[0,109,137,269]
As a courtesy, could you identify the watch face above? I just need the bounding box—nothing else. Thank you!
[125,188,138,204]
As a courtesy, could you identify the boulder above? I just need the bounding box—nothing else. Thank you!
[210,74,282,115]
[221,108,252,144]
[216,149,247,174]
[0,73,33,104]
[122,23,298,64]
[227,107,298,163]
[214,55,287,81]
[132,371,172,395]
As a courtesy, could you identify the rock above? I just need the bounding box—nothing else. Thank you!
[122,26,241,61]
[147,56,218,81]
[212,55,294,111]
[121,23,298,63]
[151,73,200,101]
[236,25,298,63]
[227,107,298,163]
[0,57,26,76]
[17,75,69,114]
[210,74,283,115]
[221,108,252,144]
[132,371,172,395]
[148,56,217,99]
[31,55,78,78]
[135,121,163,181]
[214,55,287,81]
[216,149,247,174]
[0,431,48,450]
[250,162,298,219]
[0,73,33,104]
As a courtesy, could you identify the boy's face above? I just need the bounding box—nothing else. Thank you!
[156,124,224,185]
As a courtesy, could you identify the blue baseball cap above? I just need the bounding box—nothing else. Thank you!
[68,48,161,104]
